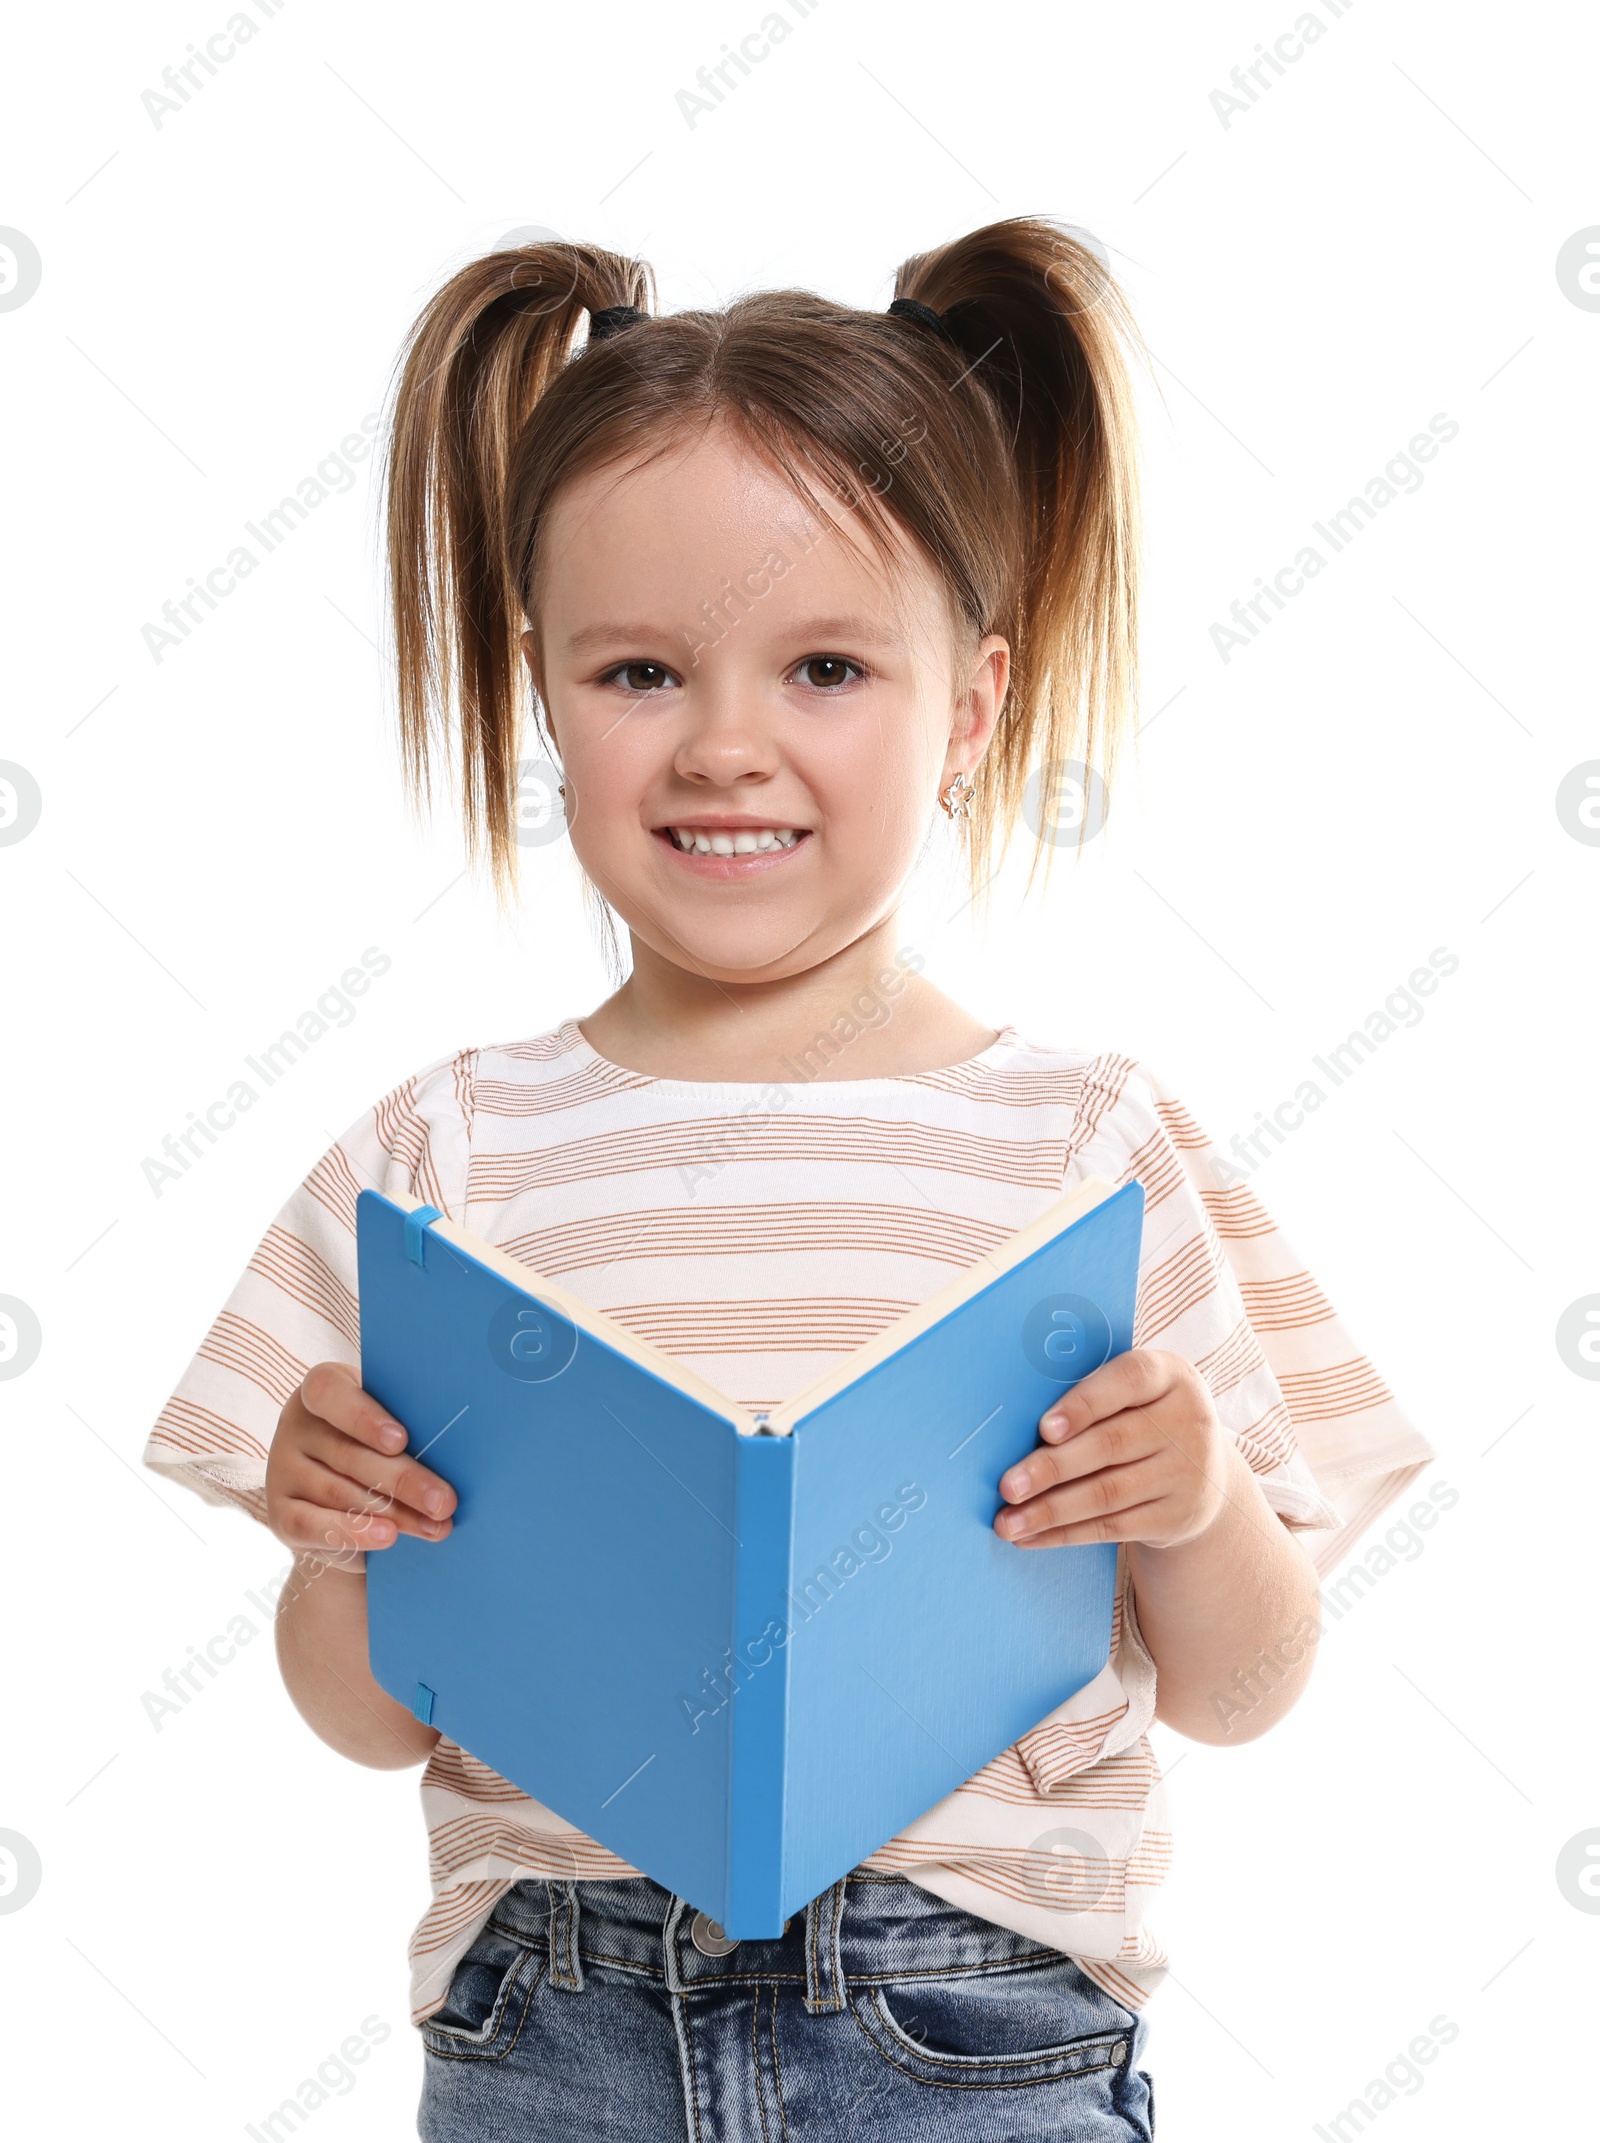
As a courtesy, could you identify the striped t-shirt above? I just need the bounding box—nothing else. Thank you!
[142,1020,1435,2026]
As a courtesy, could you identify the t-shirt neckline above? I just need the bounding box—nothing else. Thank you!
[558,1017,1022,1093]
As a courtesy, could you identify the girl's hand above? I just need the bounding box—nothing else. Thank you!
[994,1348,1230,1550]
[265,1361,456,1560]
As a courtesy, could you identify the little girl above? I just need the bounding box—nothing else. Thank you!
[144,217,1434,2141]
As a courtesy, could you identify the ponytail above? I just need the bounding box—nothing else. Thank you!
[385,241,651,890]
[889,217,1144,892]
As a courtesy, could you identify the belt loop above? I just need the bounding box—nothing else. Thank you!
[804,1878,848,2014]
[548,1879,585,1991]
[662,1893,691,1996]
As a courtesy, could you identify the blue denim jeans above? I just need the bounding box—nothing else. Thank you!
[417,1869,1155,2140]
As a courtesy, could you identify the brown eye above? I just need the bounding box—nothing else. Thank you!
[793,656,861,690]
[608,661,674,693]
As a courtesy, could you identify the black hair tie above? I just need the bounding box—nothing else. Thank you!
[588,304,648,341]
[887,296,957,344]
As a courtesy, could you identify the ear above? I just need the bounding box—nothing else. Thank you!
[521,628,559,754]
[940,634,1009,789]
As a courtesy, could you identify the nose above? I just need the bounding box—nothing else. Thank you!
[670,681,781,789]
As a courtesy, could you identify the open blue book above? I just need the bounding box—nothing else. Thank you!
[358,1174,1145,1939]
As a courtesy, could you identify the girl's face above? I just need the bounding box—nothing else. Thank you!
[525,423,1007,986]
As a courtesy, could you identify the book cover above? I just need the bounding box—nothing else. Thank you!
[359,1174,1145,1935]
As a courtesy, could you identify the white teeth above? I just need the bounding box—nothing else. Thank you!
[668,827,805,853]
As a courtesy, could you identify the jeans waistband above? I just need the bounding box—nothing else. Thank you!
[486,1872,1062,2015]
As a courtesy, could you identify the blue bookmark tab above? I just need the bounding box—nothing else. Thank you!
[405,1206,444,1266]
[413,1680,436,1725]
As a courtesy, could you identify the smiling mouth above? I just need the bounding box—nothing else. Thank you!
[655,824,810,857]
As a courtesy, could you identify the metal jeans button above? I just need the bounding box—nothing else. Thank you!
[690,1912,739,1957]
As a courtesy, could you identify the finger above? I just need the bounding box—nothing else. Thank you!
[1001,1498,1172,1550]
[295,1454,454,1542]
[297,1362,410,1460]
[275,1494,403,1555]
[1039,1349,1185,1442]
[1000,1411,1158,1502]
[995,1454,1172,1541]
[298,1419,456,1520]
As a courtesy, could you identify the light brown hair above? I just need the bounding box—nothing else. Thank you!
[384,217,1144,906]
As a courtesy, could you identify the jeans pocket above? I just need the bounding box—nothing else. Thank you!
[420,1918,546,2063]
[853,1959,1136,2090]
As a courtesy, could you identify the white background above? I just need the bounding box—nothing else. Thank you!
[1,0,1595,2135]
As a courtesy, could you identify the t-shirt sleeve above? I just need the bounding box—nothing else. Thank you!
[1070,1057,1437,1575]
[141,1049,476,1573]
